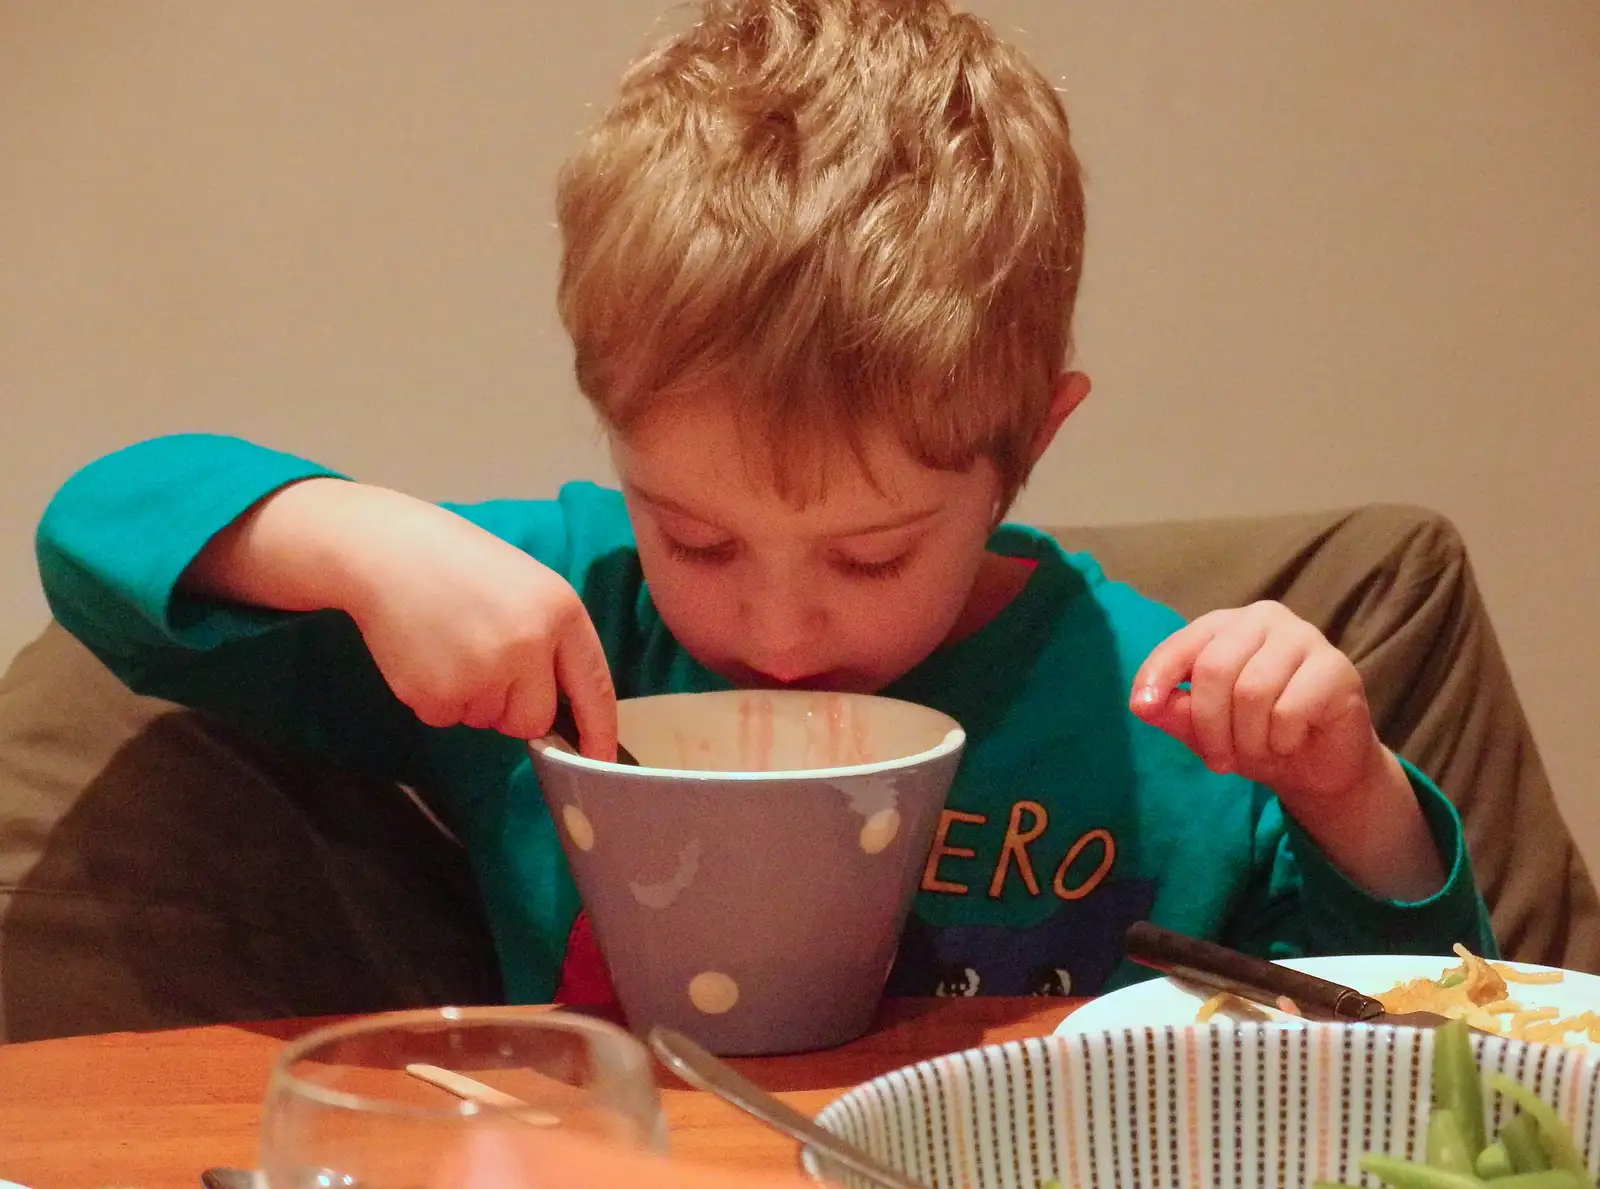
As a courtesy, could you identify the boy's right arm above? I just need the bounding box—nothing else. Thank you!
[186,471,617,755]
[37,434,619,785]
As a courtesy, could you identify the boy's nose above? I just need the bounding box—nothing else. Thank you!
[741,585,823,674]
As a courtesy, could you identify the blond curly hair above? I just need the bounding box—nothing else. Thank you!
[557,0,1085,512]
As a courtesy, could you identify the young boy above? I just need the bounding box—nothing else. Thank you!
[35,0,1493,1005]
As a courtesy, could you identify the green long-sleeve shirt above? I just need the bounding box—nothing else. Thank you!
[37,434,1496,1001]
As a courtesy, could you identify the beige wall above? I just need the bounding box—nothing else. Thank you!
[3,3,1597,864]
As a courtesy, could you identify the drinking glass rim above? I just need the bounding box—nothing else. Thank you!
[266,1005,654,1118]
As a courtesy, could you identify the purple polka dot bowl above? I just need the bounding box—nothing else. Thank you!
[528,690,965,1056]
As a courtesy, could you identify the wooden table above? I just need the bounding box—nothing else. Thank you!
[0,998,1080,1189]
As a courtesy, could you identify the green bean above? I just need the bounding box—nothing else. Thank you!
[1501,1113,1552,1174]
[1435,1020,1488,1158]
[1428,1107,1474,1174]
[1475,1140,1513,1179]
[1484,1174,1588,1189]
[1438,972,1467,989]
[1490,1074,1589,1178]
[1358,1153,1489,1189]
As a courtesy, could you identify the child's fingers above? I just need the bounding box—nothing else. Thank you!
[499,673,560,744]
[461,682,512,732]
[1131,613,1225,710]
[1140,687,1199,753]
[407,685,469,730]
[1184,622,1269,774]
[1267,647,1364,757]
[1230,632,1314,767]
[553,614,619,762]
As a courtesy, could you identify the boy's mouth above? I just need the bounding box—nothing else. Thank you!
[724,665,861,694]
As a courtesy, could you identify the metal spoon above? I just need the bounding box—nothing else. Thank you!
[199,1169,263,1189]
[647,1027,930,1189]
[200,1171,259,1189]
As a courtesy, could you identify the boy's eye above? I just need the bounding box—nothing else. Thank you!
[665,537,738,565]
[834,552,913,580]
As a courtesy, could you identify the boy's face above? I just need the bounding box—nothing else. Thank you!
[611,400,1007,694]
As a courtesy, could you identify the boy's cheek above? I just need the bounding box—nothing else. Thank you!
[645,572,744,656]
[835,595,964,679]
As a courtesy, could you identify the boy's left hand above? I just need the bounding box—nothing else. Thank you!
[1129,600,1383,806]
[1130,601,1446,900]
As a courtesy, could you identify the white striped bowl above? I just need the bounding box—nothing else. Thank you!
[800,1024,1600,1189]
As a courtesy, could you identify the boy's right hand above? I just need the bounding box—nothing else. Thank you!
[184,477,619,760]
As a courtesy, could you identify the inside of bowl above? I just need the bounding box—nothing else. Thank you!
[615,690,960,773]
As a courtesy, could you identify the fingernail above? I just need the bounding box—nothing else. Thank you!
[1136,685,1160,707]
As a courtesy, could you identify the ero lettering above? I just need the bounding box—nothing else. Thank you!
[919,802,1116,901]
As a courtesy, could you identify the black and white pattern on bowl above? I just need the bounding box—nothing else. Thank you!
[802,1024,1600,1189]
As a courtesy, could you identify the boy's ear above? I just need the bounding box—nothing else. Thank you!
[1029,371,1092,465]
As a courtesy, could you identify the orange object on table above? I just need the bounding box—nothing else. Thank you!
[0,998,1083,1189]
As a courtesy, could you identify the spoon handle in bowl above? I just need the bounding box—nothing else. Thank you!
[647,1028,931,1189]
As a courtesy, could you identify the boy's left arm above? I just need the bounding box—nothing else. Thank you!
[1132,600,1495,955]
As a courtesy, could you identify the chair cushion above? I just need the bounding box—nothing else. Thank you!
[0,623,500,1042]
